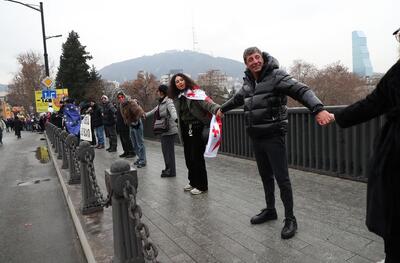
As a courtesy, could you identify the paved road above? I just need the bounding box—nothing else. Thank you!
[0,130,86,263]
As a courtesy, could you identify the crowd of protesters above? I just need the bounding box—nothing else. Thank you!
[1,27,398,262]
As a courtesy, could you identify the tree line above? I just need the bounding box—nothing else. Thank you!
[6,30,376,114]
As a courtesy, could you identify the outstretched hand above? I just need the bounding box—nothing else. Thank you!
[315,110,335,126]
[216,109,224,118]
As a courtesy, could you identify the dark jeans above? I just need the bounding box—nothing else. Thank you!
[182,123,208,191]
[119,129,134,154]
[161,134,177,176]
[104,125,117,150]
[384,236,400,263]
[252,135,294,218]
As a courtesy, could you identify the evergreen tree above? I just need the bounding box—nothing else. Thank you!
[88,65,101,82]
[56,31,92,101]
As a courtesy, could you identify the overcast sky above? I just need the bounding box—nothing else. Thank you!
[0,0,399,84]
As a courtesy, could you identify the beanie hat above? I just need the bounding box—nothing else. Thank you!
[158,84,168,95]
[101,95,109,101]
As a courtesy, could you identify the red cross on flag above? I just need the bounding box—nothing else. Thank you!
[204,115,222,158]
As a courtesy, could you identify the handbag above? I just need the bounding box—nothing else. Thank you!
[152,107,169,134]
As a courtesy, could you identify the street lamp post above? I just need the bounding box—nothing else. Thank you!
[4,0,60,77]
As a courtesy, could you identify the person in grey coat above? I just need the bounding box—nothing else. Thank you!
[145,85,179,177]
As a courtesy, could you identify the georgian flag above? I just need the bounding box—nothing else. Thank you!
[181,88,208,101]
[204,115,222,158]
[180,87,223,157]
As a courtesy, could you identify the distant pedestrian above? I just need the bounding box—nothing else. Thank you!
[116,91,135,158]
[0,118,5,144]
[145,84,178,177]
[101,95,118,152]
[14,116,23,139]
[330,27,400,263]
[119,93,146,168]
[169,73,220,195]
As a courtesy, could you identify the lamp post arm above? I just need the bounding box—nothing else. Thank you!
[4,0,40,11]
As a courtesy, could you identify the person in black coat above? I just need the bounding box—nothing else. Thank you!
[217,47,333,239]
[332,28,400,263]
[13,116,23,139]
[116,91,135,158]
[101,95,118,152]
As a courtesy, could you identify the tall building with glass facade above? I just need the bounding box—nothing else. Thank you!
[352,31,373,77]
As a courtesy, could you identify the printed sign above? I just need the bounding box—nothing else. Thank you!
[80,114,92,142]
[35,88,68,113]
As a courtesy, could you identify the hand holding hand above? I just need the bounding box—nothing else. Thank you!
[216,109,224,118]
[315,110,335,126]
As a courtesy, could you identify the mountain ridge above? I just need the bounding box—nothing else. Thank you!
[99,50,245,82]
[0,84,7,92]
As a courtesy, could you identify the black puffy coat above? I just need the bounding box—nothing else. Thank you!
[335,61,400,239]
[221,52,323,138]
[102,102,116,126]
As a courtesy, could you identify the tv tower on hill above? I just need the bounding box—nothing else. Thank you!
[192,14,198,52]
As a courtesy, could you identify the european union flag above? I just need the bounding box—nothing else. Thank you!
[64,103,81,136]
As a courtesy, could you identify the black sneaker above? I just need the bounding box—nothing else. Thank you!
[161,171,175,177]
[250,208,278,224]
[281,217,297,239]
[119,153,128,158]
[108,148,117,153]
[133,160,140,165]
[124,153,135,158]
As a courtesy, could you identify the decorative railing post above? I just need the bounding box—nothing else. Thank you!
[105,160,145,263]
[60,131,69,169]
[56,128,63,160]
[78,141,105,215]
[65,134,81,185]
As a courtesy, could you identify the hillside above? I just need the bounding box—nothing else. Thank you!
[99,50,245,82]
[0,84,7,92]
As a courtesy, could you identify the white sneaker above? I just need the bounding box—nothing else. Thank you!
[376,260,385,263]
[190,188,204,195]
[183,184,194,191]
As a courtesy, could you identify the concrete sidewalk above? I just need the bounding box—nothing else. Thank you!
[48,137,384,263]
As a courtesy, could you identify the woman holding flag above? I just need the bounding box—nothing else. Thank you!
[169,73,221,195]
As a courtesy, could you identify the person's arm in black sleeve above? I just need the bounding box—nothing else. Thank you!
[220,84,247,113]
[274,69,324,115]
[335,76,391,128]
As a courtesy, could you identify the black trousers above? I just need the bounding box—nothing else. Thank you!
[384,236,400,263]
[119,129,134,154]
[161,134,177,176]
[104,125,117,150]
[182,124,208,191]
[252,135,294,218]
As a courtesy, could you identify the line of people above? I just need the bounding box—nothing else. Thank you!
[38,27,399,262]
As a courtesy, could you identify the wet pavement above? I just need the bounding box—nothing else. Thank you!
[0,131,86,263]
[46,132,385,263]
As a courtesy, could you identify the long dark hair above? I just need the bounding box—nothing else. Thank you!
[168,73,198,99]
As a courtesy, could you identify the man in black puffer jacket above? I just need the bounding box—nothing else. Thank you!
[217,47,333,239]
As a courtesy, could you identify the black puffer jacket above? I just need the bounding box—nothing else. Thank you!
[102,101,117,126]
[221,52,324,138]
